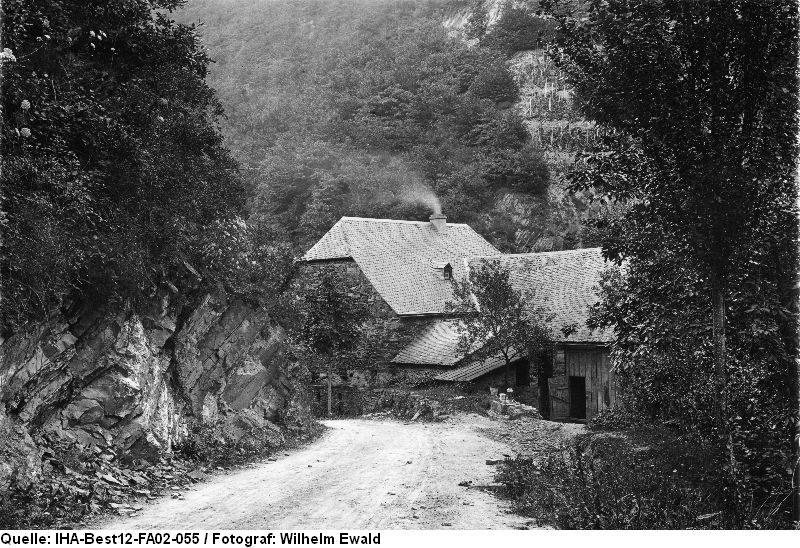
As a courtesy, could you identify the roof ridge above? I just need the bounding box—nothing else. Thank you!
[470,248,603,259]
[336,217,353,256]
[340,216,472,227]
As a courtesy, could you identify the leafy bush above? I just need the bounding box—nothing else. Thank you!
[468,64,519,105]
[174,420,282,469]
[482,3,556,55]
[1,0,246,333]
[497,435,713,529]
[588,406,644,431]
[496,428,794,529]
[588,257,796,521]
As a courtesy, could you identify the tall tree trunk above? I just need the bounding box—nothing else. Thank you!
[774,246,800,524]
[793,355,800,524]
[537,352,553,420]
[710,265,729,430]
[711,262,739,522]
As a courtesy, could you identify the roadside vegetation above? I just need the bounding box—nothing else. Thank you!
[494,0,799,529]
[497,408,790,529]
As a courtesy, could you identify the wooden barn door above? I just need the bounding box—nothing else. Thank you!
[565,349,590,421]
[548,376,570,420]
[563,346,616,421]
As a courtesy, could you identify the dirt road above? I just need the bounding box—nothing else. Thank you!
[105,416,534,529]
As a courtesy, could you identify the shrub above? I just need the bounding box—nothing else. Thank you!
[588,406,644,431]
[175,419,282,468]
[496,434,720,529]
[495,428,793,529]
[482,4,556,55]
[1,0,247,334]
[468,64,519,105]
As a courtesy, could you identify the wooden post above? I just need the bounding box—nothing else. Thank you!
[327,359,332,417]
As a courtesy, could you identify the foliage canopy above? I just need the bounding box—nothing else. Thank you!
[447,260,552,387]
[1,0,247,332]
[544,0,799,525]
[178,0,550,251]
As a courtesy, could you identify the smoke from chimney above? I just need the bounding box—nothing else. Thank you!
[401,186,441,215]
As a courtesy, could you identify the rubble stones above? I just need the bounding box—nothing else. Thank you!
[489,398,543,420]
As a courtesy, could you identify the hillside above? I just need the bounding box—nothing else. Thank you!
[176,0,601,252]
[444,0,604,250]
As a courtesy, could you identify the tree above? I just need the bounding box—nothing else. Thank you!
[180,0,551,254]
[544,0,798,524]
[447,260,552,391]
[464,0,489,42]
[481,2,556,55]
[287,267,369,417]
[0,0,245,332]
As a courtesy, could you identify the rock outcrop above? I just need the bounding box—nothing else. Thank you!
[0,290,312,492]
[0,406,41,491]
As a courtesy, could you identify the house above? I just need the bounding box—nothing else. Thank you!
[447,251,617,421]
[301,214,500,387]
[302,214,616,421]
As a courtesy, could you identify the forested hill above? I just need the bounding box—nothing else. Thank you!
[176,0,594,252]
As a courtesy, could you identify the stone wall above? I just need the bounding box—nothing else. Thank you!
[0,290,313,490]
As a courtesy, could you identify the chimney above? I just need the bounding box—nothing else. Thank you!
[430,213,447,234]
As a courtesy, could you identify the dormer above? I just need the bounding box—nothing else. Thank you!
[431,261,453,280]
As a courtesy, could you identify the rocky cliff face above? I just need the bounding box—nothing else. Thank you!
[0,291,312,491]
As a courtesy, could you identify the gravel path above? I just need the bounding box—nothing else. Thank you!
[103,416,535,530]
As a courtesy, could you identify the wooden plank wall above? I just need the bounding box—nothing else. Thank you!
[549,346,616,421]
[549,349,570,421]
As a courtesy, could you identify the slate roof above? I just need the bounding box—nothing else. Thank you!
[391,321,462,366]
[392,320,516,381]
[434,354,517,382]
[303,217,500,315]
[397,248,612,370]
[467,248,613,344]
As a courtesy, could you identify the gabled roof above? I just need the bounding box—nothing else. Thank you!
[467,248,613,344]
[303,217,500,315]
